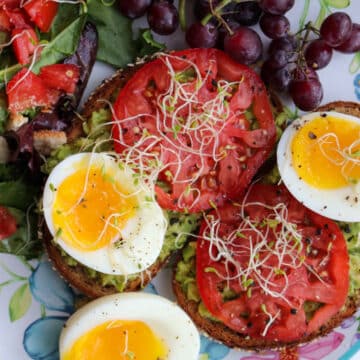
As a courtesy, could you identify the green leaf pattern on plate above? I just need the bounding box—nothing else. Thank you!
[327,0,351,8]
[9,282,31,322]
[300,0,350,30]
[350,52,360,74]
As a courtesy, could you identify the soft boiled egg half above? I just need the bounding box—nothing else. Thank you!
[277,111,360,222]
[43,152,167,275]
[59,292,200,360]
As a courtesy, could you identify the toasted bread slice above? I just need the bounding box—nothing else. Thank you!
[43,55,283,298]
[172,101,360,350]
[43,57,167,298]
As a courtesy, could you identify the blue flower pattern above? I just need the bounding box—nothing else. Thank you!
[200,335,230,360]
[29,261,74,313]
[23,261,74,360]
[23,316,68,360]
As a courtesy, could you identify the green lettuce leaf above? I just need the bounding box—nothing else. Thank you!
[87,0,136,67]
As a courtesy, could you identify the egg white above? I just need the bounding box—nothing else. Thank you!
[277,111,360,222]
[59,292,200,360]
[43,152,167,275]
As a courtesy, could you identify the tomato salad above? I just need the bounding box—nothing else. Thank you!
[112,48,277,212]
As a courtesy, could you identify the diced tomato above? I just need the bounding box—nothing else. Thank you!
[0,206,17,241]
[5,8,29,28]
[39,64,80,94]
[23,0,58,32]
[0,10,11,31]
[11,26,38,64]
[196,184,349,342]
[6,68,58,113]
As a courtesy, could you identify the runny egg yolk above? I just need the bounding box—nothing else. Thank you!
[52,165,137,251]
[62,320,168,360]
[291,115,360,189]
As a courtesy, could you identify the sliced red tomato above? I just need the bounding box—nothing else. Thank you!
[196,184,349,342]
[112,48,276,212]
[0,206,17,240]
[39,64,80,94]
[6,68,58,113]
[23,0,58,32]
[11,26,38,64]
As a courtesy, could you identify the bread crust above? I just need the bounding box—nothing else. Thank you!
[172,268,360,351]
[172,101,360,350]
[43,224,166,298]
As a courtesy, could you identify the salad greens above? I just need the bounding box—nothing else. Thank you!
[0,163,42,259]
[0,0,165,260]
[87,0,136,67]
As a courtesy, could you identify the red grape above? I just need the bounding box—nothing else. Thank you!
[259,13,290,39]
[320,12,352,47]
[217,21,240,49]
[305,39,333,70]
[335,23,360,53]
[271,66,291,92]
[289,67,323,111]
[118,0,152,19]
[224,27,263,65]
[259,0,294,15]
[261,62,291,92]
[267,49,289,69]
[268,35,297,56]
[186,22,218,48]
[234,1,262,26]
[147,1,179,35]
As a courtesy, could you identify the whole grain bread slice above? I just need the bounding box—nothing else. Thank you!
[172,101,360,350]
[42,55,283,298]
[43,57,167,298]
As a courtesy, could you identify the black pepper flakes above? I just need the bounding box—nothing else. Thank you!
[308,131,317,140]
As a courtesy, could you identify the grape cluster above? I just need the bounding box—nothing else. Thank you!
[119,0,179,35]
[186,1,264,64]
[119,0,360,111]
[262,11,360,110]
[186,1,295,65]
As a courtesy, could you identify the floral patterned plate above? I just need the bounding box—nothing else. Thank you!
[1,1,360,359]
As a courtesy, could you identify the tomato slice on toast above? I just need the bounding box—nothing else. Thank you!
[112,49,276,212]
[196,184,349,342]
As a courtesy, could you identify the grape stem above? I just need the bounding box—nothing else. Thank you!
[295,22,315,74]
[201,0,241,35]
